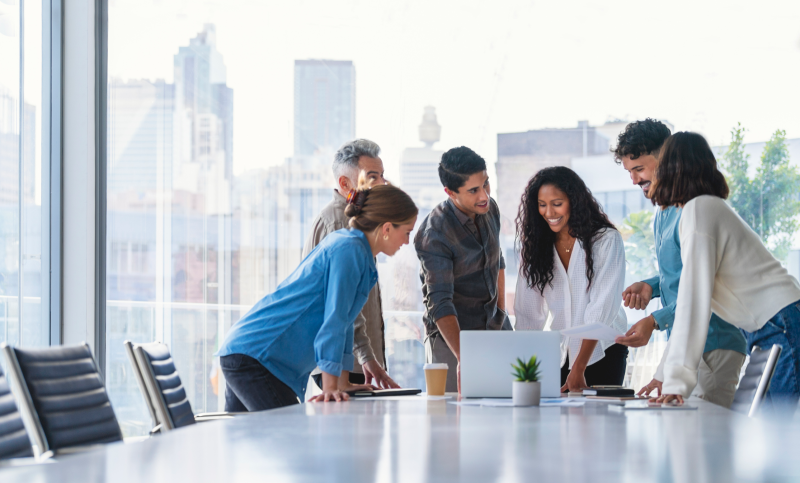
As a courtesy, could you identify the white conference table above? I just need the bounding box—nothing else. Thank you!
[3,395,800,482]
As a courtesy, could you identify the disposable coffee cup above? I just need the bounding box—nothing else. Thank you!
[424,363,449,396]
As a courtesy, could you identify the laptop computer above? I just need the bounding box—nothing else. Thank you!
[460,331,561,398]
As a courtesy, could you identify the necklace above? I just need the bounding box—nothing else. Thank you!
[560,237,576,253]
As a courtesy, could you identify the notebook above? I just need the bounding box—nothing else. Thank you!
[346,388,422,397]
[582,387,635,397]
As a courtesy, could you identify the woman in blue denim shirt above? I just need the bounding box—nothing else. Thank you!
[217,183,418,410]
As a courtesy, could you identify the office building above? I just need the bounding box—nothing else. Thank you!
[293,59,355,156]
[400,106,446,209]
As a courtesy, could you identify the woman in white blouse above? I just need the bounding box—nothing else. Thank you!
[514,167,628,392]
[649,132,800,411]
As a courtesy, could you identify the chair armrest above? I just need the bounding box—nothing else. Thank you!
[194,411,248,422]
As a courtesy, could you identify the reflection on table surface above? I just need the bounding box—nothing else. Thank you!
[4,397,800,482]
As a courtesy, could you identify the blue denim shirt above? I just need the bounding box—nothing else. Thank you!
[643,206,746,355]
[216,229,378,399]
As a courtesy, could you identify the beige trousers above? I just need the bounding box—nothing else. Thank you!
[690,349,746,408]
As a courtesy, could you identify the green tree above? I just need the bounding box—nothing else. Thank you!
[620,210,657,281]
[720,125,800,261]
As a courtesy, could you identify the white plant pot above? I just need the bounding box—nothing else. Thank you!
[512,381,541,406]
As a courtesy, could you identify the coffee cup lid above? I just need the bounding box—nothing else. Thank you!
[424,363,449,370]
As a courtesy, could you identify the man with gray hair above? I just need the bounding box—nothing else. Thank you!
[303,139,400,389]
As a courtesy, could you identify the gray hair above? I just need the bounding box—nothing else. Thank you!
[333,139,381,183]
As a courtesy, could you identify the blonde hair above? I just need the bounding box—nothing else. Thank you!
[344,173,418,232]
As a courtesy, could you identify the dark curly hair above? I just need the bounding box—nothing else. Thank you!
[438,146,487,192]
[612,118,671,164]
[516,166,616,295]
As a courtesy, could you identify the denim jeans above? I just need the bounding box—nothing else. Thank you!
[742,299,800,414]
[220,353,300,412]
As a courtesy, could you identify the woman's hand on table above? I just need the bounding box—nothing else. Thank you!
[309,389,350,403]
[652,394,684,405]
[637,378,662,397]
[560,367,588,393]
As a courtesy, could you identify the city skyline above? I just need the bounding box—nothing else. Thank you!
[107,0,800,186]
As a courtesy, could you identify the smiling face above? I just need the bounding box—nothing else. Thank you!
[379,217,417,256]
[445,171,491,219]
[621,153,659,198]
[358,156,386,187]
[538,184,570,234]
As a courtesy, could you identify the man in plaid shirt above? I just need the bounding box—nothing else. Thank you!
[415,146,511,393]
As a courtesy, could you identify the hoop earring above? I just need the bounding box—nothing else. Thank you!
[383,235,389,240]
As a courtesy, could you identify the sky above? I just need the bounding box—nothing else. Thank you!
[107,0,800,181]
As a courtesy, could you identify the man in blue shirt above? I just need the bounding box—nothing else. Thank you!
[613,119,746,408]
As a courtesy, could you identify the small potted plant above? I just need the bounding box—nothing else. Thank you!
[511,356,542,406]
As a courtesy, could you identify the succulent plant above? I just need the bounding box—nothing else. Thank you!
[511,356,541,383]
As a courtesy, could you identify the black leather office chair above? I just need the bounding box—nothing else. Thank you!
[0,343,123,458]
[730,344,782,417]
[0,366,33,460]
[129,341,236,432]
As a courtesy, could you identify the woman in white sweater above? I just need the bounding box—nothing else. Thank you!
[514,167,628,393]
[650,132,800,411]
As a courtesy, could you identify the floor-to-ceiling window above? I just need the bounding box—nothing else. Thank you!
[0,0,48,349]
[105,0,800,436]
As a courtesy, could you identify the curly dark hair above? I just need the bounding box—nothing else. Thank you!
[612,118,671,164]
[515,166,616,295]
[438,146,487,192]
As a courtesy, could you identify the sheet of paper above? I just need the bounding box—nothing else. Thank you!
[448,398,585,408]
[417,394,453,400]
[559,323,623,341]
[448,400,485,406]
[478,399,516,407]
[540,398,586,407]
[619,401,698,410]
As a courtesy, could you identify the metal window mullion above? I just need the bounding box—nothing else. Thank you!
[95,0,108,379]
[43,0,65,346]
[18,0,25,345]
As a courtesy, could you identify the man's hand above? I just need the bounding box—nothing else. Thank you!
[560,367,589,393]
[637,378,662,397]
[616,315,657,347]
[622,282,653,310]
[362,360,400,389]
[337,382,380,393]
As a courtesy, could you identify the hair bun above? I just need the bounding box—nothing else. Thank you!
[345,189,368,216]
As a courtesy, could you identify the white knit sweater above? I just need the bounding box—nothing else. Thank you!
[659,195,800,396]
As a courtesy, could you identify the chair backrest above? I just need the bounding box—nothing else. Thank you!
[0,365,33,460]
[133,342,196,431]
[1,343,123,454]
[731,344,782,417]
[123,340,159,431]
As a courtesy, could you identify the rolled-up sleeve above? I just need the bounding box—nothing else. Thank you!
[314,248,365,376]
[642,276,676,331]
[416,232,458,323]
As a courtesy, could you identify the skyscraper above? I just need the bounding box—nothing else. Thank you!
[293,60,355,156]
[107,79,174,195]
[173,24,234,186]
